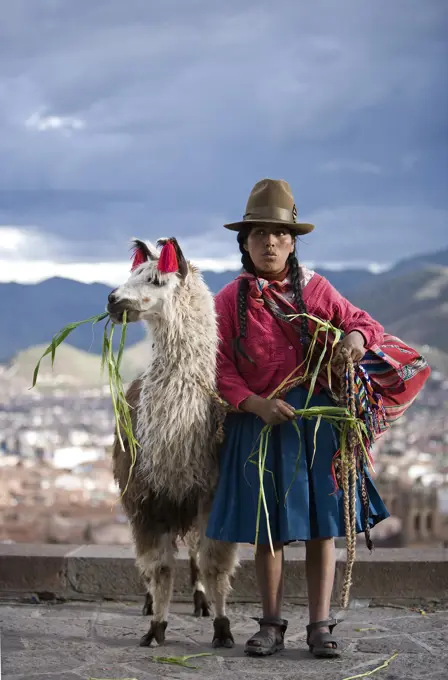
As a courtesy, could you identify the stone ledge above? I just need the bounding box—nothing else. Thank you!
[0,543,447,604]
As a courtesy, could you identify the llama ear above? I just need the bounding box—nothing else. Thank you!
[157,237,188,279]
[129,238,158,271]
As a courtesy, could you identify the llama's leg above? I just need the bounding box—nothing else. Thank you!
[184,529,211,617]
[142,592,153,616]
[135,533,176,647]
[190,549,211,617]
[199,535,239,648]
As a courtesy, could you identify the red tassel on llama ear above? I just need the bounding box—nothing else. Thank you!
[157,240,178,273]
[130,246,147,272]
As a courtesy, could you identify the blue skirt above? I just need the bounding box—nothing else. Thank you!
[206,387,389,544]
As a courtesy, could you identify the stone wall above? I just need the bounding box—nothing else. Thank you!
[1,543,447,605]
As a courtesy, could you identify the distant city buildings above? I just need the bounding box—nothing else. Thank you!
[0,365,447,546]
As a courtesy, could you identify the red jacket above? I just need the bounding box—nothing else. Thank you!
[215,271,384,409]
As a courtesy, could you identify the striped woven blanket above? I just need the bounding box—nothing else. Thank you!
[312,328,431,441]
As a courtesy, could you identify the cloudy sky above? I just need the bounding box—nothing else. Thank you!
[0,0,447,284]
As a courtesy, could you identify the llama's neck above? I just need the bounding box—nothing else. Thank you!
[143,284,218,388]
[136,282,219,500]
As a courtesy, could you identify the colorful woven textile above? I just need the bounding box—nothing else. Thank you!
[361,338,431,424]
[243,272,431,443]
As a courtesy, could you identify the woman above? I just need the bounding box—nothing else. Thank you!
[206,178,390,658]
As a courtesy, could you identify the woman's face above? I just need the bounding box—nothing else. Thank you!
[244,224,295,275]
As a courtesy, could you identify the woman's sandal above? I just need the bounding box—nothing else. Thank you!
[244,617,288,656]
[306,618,341,658]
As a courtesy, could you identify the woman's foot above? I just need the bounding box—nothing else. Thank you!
[244,617,288,656]
[306,618,341,658]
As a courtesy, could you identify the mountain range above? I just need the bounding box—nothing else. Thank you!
[1,248,447,379]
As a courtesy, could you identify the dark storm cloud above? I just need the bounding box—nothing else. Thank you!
[0,0,447,264]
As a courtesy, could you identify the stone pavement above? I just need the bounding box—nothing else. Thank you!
[1,600,447,680]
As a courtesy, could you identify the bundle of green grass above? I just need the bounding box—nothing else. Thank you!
[241,313,376,608]
[32,311,139,495]
[247,313,372,559]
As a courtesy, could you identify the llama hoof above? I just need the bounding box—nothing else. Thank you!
[142,593,153,616]
[212,616,234,648]
[193,590,211,617]
[139,620,167,647]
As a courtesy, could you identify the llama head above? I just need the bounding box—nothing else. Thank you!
[107,237,189,323]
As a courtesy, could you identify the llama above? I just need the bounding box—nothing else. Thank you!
[107,237,238,648]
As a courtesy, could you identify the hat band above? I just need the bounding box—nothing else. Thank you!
[243,205,296,223]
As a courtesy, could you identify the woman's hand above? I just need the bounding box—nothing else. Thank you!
[333,330,366,372]
[240,395,296,425]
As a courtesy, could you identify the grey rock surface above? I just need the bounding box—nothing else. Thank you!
[1,600,447,679]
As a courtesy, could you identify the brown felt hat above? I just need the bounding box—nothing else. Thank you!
[224,178,315,235]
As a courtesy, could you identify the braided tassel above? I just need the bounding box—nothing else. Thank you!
[340,352,358,609]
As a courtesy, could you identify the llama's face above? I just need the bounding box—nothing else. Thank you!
[107,238,187,323]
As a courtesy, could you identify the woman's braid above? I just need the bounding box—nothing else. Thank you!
[234,277,254,363]
[288,252,309,347]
